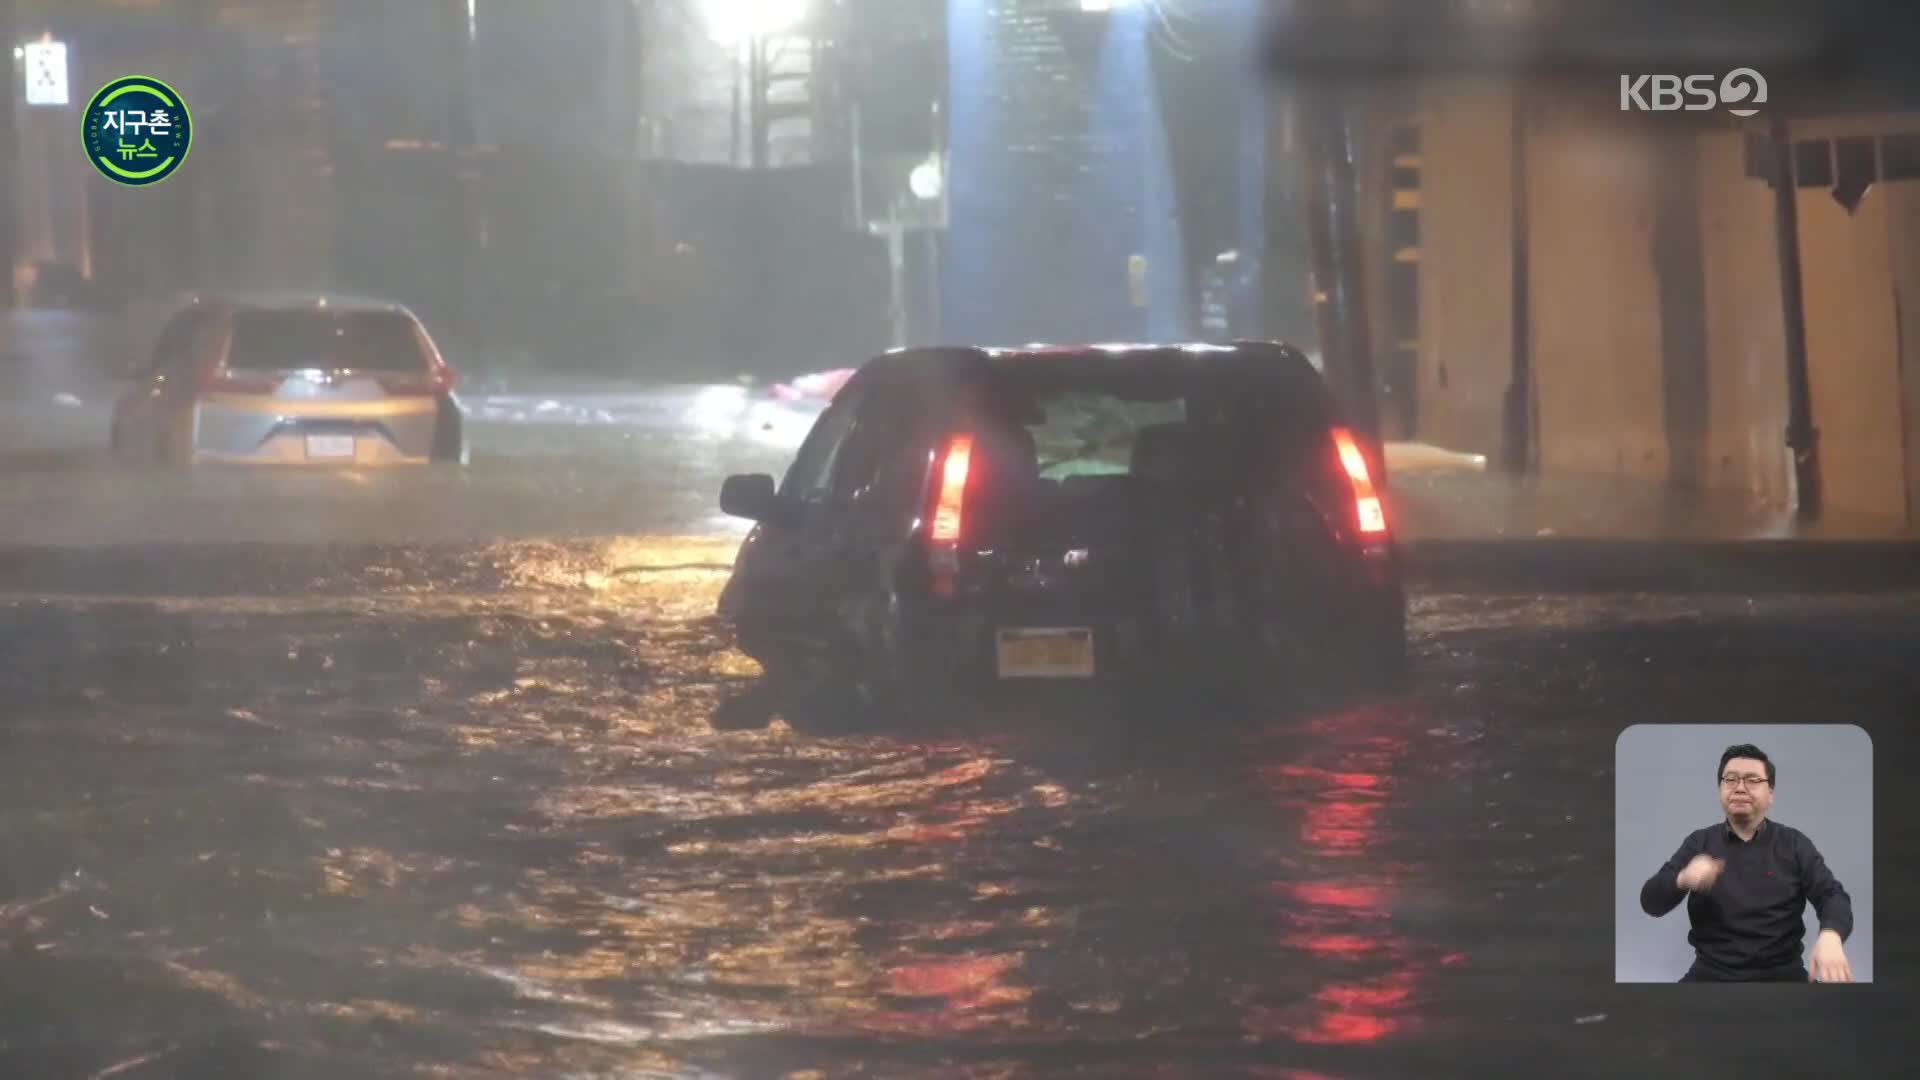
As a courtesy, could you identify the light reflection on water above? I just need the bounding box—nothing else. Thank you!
[2,535,1473,1078]
[1246,706,1438,1048]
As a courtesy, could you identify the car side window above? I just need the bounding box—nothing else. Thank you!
[832,382,920,501]
[782,388,863,501]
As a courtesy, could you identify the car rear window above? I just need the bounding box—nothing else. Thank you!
[226,311,429,373]
[976,362,1330,482]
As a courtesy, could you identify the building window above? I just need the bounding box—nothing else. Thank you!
[1882,133,1920,181]
[1794,139,1833,188]
[1833,137,1878,189]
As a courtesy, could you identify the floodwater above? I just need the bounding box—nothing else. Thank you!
[4,545,1915,1077]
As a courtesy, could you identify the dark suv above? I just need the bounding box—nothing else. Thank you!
[716,342,1406,729]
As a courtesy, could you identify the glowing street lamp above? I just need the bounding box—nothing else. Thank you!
[703,0,809,45]
[909,158,943,202]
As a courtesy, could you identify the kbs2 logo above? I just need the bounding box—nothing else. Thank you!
[1619,69,1768,117]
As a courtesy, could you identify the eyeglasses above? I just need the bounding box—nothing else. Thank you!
[1720,774,1771,790]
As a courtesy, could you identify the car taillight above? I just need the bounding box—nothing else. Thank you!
[927,434,973,596]
[931,435,972,542]
[1330,426,1388,536]
[199,369,281,394]
[378,367,457,396]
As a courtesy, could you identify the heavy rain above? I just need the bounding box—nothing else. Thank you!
[3,1,1918,1077]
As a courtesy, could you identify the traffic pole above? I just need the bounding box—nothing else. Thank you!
[445,0,479,342]
[1297,86,1385,483]
[749,34,769,170]
[1767,112,1821,522]
[1502,92,1534,475]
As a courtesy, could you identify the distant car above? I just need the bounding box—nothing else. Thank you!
[110,292,467,466]
[716,342,1407,729]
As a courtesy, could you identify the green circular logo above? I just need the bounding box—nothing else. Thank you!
[82,76,193,186]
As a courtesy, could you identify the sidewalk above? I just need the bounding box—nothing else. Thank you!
[1389,467,1920,593]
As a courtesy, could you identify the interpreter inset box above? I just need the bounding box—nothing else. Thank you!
[1615,725,1872,983]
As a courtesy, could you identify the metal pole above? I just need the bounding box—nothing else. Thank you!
[730,38,743,168]
[445,0,479,341]
[1768,113,1821,520]
[849,99,863,228]
[1301,88,1383,473]
[0,0,19,310]
[1296,94,1341,383]
[1327,99,1382,457]
[928,97,945,343]
[749,34,769,170]
[1502,93,1534,475]
[923,217,940,345]
[886,197,906,349]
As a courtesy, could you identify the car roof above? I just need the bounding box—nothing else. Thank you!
[177,290,415,317]
[864,340,1319,382]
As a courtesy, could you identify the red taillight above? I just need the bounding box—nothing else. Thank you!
[930,435,973,542]
[378,366,457,396]
[927,435,974,597]
[1331,427,1388,535]
[200,370,281,394]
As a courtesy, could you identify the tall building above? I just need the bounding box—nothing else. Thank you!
[945,0,1213,346]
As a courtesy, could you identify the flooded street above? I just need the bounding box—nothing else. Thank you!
[1,372,1914,1077]
[3,535,1915,1076]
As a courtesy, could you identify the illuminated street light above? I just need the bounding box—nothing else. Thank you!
[1079,0,1143,12]
[909,158,943,202]
[703,0,809,44]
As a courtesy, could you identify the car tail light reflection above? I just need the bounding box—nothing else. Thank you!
[927,434,973,596]
[1331,427,1388,536]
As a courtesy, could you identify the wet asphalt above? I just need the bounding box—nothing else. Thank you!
[1,384,1916,1079]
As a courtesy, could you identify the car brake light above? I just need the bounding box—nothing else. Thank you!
[927,435,973,597]
[199,369,281,394]
[931,435,972,542]
[378,366,457,396]
[1331,427,1388,535]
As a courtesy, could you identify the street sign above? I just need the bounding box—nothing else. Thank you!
[23,41,68,107]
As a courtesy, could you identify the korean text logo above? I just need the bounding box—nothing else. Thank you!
[83,76,193,186]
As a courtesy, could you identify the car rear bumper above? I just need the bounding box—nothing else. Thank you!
[902,610,1154,689]
[902,577,1405,696]
[189,394,450,465]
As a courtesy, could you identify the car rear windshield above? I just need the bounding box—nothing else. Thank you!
[226,311,429,373]
[976,362,1331,481]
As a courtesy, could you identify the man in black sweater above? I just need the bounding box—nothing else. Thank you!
[1639,743,1855,982]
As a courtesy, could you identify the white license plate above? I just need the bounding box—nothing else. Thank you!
[995,628,1096,679]
[305,434,356,460]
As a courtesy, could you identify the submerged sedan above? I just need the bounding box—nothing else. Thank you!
[110,292,467,466]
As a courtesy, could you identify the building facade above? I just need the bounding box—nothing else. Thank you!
[1407,81,1920,525]
[945,0,1197,347]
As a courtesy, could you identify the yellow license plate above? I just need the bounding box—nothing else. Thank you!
[305,434,356,459]
[995,628,1095,679]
